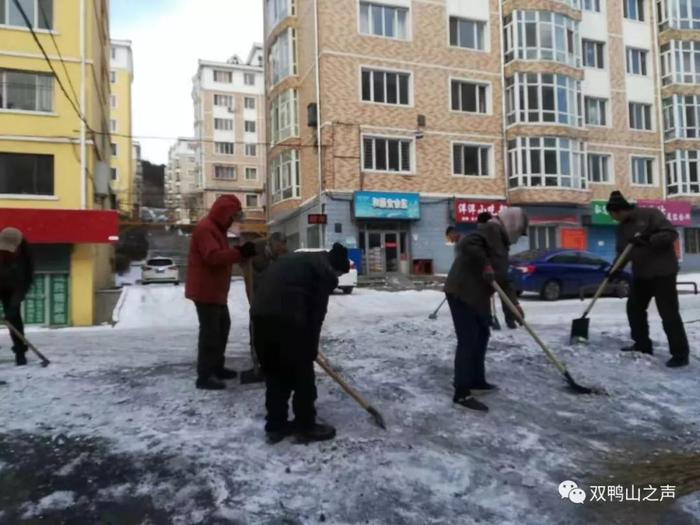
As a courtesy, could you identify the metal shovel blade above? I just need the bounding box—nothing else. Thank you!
[569,317,590,345]
[367,405,387,430]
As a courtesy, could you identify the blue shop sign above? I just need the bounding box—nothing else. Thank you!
[354,191,421,220]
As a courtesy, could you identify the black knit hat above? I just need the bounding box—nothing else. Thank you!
[606,191,634,213]
[477,212,493,224]
[328,243,350,274]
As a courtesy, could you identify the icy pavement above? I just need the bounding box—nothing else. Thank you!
[1,282,700,524]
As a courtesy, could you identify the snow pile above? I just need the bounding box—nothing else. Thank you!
[21,491,76,519]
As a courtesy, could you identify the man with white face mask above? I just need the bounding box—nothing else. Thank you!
[444,207,528,412]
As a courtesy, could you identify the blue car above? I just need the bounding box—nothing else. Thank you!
[509,249,632,301]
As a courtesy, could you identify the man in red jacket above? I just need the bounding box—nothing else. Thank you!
[186,195,255,390]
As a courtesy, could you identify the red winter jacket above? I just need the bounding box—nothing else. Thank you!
[185,195,244,305]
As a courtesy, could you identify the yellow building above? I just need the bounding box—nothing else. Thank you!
[0,0,117,327]
[109,39,134,217]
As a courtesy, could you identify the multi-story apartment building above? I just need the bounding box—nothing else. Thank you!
[192,44,267,238]
[109,39,134,217]
[166,138,201,224]
[0,0,117,326]
[264,0,700,274]
[133,140,143,217]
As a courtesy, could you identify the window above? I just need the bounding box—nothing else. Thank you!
[245,167,258,180]
[583,0,601,11]
[361,68,410,106]
[111,47,117,60]
[3,0,53,29]
[529,226,558,250]
[215,142,234,155]
[213,70,233,83]
[503,11,580,67]
[658,0,700,29]
[270,89,299,144]
[214,94,233,107]
[451,79,488,114]
[663,95,700,139]
[660,41,700,85]
[626,47,648,75]
[0,152,54,195]
[266,0,294,29]
[111,167,118,181]
[245,120,256,133]
[686,228,700,254]
[214,166,236,180]
[624,0,645,20]
[452,143,491,177]
[585,97,608,126]
[0,70,53,112]
[362,136,413,173]
[449,17,486,51]
[245,194,259,208]
[245,144,257,156]
[110,71,116,83]
[549,253,580,264]
[588,153,611,183]
[271,149,300,202]
[111,143,117,156]
[244,73,256,86]
[214,118,233,131]
[583,40,605,68]
[110,95,116,109]
[505,73,581,126]
[629,102,653,130]
[359,2,409,39]
[631,156,654,185]
[268,28,297,85]
[244,97,256,109]
[666,149,699,195]
[110,119,117,132]
[507,136,587,189]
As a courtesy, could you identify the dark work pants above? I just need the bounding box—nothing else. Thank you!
[0,291,26,355]
[627,275,689,359]
[195,303,231,379]
[253,316,317,432]
[447,294,491,397]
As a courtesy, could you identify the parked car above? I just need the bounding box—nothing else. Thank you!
[509,249,632,301]
[142,257,180,285]
[294,249,358,294]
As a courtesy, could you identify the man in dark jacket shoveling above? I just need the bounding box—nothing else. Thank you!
[606,191,689,368]
[251,243,350,444]
[445,208,528,412]
[185,195,255,390]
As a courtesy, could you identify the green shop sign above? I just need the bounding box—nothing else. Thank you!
[591,201,616,226]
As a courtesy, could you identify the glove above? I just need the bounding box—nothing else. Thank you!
[483,265,495,284]
[239,242,256,259]
[631,232,650,247]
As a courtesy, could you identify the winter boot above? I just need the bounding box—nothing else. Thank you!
[14,351,27,366]
[196,377,226,390]
[296,422,336,443]
[621,345,653,355]
[666,356,689,368]
[240,368,264,385]
[214,367,238,380]
[506,318,518,329]
[469,382,499,394]
[453,394,489,412]
[266,422,295,445]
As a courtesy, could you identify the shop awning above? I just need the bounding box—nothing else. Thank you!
[0,208,119,244]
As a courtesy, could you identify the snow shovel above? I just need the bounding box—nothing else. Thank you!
[316,352,386,429]
[492,282,595,395]
[3,320,50,367]
[490,295,501,330]
[569,243,634,345]
[428,297,447,320]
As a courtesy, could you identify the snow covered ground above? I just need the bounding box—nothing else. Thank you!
[2,281,700,524]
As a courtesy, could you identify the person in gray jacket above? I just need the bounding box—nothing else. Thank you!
[606,191,689,368]
[444,208,528,412]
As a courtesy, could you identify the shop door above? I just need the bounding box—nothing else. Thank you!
[366,232,384,274]
[385,232,399,273]
[0,273,70,327]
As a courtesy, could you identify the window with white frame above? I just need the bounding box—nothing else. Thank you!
[666,149,699,195]
[361,68,410,106]
[110,71,116,83]
[244,97,256,109]
[245,144,257,156]
[213,70,233,83]
[270,89,299,144]
[583,39,605,68]
[452,143,491,177]
[657,0,700,29]
[268,28,297,85]
[245,194,259,208]
[624,0,646,20]
[110,95,116,109]
[660,41,700,85]
[214,118,233,131]
[585,97,608,126]
[271,149,300,202]
[451,79,489,114]
[359,1,409,40]
[1,0,54,29]
[588,153,611,183]
[266,0,295,29]
[245,167,258,180]
[244,73,256,86]
[0,70,53,112]
[215,142,235,155]
[214,166,236,180]
[111,47,117,60]
[663,95,700,139]
[214,94,233,107]
[503,11,580,67]
[449,17,486,51]
[529,225,558,250]
[631,156,654,185]
[629,102,653,130]
[110,119,117,132]
[583,0,601,11]
[505,73,581,126]
[362,136,413,173]
[245,120,256,133]
[626,47,649,75]
[507,136,587,189]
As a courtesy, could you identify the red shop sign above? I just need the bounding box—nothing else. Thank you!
[636,200,692,226]
[455,200,507,223]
